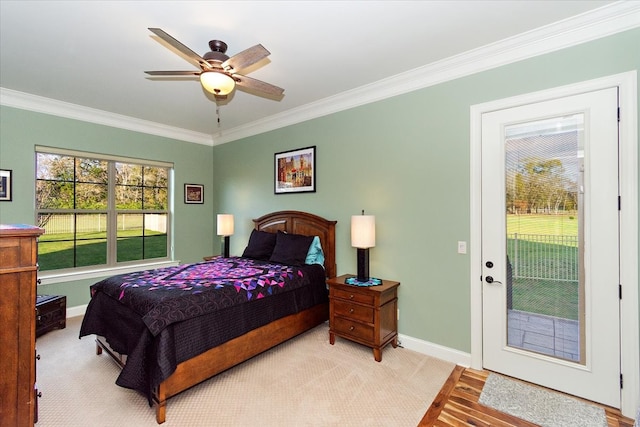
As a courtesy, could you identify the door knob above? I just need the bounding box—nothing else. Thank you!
[486,276,502,284]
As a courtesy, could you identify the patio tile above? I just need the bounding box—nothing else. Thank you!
[507,309,580,362]
[523,330,554,350]
[508,328,525,347]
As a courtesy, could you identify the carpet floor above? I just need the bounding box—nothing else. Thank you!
[35,317,455,426]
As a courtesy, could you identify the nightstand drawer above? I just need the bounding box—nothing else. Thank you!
[333,300,374,323]
[332,288,375,306]
[333,317,375,342]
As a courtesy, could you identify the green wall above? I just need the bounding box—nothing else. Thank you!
[0,28,637,353]
[212,28,640,352]
[0,108,215,307]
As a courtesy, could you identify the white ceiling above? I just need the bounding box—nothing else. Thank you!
[0,1,636,145]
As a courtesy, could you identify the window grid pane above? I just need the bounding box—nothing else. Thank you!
[36,150,171,271]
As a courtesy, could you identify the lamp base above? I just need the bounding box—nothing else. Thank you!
[221,236,230,258]
[356,248,370,282]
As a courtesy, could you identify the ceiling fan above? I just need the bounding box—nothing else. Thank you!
[145,28,284,101]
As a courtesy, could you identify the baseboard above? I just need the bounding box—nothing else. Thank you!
[67,304,87,319]
[67,303,471,366]
[399,333,471,367]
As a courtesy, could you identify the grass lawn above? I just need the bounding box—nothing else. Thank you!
[506,213,579,320]
[507,213,578,238]
[38,230,167,270]
[512,278,578,320]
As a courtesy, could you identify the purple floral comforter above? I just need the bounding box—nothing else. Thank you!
[90,256,309,336]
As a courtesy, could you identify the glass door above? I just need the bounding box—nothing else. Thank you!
[481,87,620,407]
[504,114,584,363]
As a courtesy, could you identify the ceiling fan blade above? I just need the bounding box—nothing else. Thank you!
[234,74,284,97]
[145,70,201,76]
[148,28,212,70]
[222,44,270,73]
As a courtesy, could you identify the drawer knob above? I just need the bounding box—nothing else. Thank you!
[349,308,354,314]
[349,326,355,331]
[349,294,354,299]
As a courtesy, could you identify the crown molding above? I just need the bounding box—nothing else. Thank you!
[214,1,640,145]
[0,88,214,145]
[2,2,638,146]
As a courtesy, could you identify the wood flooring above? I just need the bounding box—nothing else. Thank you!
[418,366,635,427]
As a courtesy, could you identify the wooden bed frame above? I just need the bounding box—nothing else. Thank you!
[95,210,337,424]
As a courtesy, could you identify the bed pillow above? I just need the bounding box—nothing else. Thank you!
[242,229,277,260]
[305,236,325,266]
[269,231,314,266]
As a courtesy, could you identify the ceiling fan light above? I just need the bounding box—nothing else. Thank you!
[200,71,236,96]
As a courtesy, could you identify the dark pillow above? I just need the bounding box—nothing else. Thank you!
[269,231,314,266]
[242,229,277,260]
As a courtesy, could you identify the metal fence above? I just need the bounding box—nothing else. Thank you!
[507,233,578,282]
[40,213,166,234]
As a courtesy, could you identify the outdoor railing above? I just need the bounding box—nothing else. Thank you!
[39,213,167,234]
[507,233,578,282]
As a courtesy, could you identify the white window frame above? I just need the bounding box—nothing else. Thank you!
[35,146,176,283]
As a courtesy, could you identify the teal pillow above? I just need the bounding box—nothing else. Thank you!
[305,236,325,266]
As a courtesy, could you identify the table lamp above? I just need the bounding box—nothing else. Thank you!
[217,214,234,257]
[351,210,375,282]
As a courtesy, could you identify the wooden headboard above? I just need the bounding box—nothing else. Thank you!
[253,211,337,279]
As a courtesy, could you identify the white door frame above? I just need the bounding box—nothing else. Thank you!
[469,71,638,417]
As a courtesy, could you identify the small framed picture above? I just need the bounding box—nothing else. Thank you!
[274,146,316,194]
[0,169,12,202]
[184,183,204,204]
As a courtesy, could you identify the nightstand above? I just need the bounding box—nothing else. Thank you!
[327,274,400,362]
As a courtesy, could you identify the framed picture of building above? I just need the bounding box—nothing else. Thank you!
[274,146,316,194]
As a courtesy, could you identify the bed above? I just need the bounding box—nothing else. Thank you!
[79,210,337,424]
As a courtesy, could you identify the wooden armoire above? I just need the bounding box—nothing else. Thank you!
[0,224,45,426]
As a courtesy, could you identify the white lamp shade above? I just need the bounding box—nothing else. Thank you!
[351,215,375,248]
[200,71,236,95]
[217,214,234,236]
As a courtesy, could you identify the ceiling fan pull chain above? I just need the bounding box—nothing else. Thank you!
[216,105,221,127]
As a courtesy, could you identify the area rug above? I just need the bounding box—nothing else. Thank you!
[478,373,607,427]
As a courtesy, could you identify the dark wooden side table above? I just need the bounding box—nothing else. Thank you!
[327,274,400,362]
[36,295,66,337]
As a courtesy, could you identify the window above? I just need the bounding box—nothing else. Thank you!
[36,147,172,272]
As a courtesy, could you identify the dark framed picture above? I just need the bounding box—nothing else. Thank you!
[184,183,204,204]
[274,146,316,194]
[0,169,12,202]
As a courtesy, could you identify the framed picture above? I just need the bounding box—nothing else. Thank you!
[274,146,316,194]
[184,183,204,204]
[0,169,12,202]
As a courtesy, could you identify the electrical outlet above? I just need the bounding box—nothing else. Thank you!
[457,241,467,254]
[397,308,400,320]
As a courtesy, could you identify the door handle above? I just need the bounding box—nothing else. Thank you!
[485,276,502,284]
